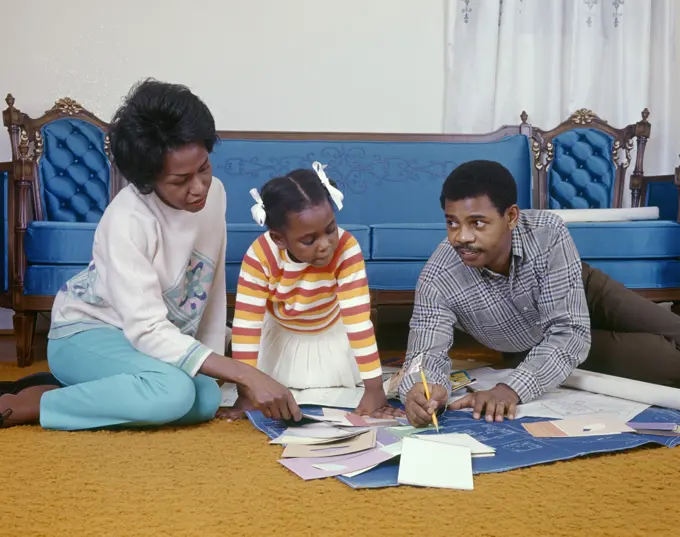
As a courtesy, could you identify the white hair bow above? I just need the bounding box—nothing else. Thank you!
[249,188,267,226]
[312,161,344,210]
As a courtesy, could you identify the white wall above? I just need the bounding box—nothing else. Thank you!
[675,5,680,153]
[0,0,446,163]
[0,0,446,329]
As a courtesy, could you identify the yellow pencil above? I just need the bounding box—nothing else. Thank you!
[419,367,440,432]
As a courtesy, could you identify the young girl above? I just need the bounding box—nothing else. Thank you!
[226,162,402,419]
[0,79,301,429]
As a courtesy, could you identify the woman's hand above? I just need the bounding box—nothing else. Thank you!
[200,353,302,421]
[238,367,302,421]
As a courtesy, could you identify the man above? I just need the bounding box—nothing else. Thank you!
[399,159,680,427]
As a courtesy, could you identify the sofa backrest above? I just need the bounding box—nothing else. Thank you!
[530,108,651,210]
[2,94,124,224]
[213,124,535,226]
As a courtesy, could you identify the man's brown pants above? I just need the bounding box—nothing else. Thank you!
[503,262,680,387]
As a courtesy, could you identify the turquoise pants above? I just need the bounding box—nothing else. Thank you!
[41,328,222,431]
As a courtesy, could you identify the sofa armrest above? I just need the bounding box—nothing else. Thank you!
[638,173,680,223]
[0,162,10,305]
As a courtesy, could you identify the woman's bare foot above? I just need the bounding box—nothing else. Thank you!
[215,395,256,421]
[0,385,59,428]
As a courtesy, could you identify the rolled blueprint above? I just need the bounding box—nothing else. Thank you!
[562,369,680,411]
[547,207,659,222]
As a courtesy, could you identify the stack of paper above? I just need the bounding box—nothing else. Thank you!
[269,405,501,487]
[301,408,401,428]
[626,421,680,437]
[270,422,370,445]
[281,430,377,458]
[277,427,403,480]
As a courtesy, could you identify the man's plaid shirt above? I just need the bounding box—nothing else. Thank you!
[397,210,591,404]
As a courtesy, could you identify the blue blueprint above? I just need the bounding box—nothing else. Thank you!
[247,405,680,489]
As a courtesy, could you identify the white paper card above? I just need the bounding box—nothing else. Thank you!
[290,387,364,408]
[418,433,495,456]
[397,436,474,490]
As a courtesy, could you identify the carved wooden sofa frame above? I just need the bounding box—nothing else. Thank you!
[2,95,675,367]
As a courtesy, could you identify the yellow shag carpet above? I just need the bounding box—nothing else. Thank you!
[2,361,680,537]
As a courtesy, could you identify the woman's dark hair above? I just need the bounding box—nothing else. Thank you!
[109,78,217,194]
[260,169,335,230]
[440,160,518,214]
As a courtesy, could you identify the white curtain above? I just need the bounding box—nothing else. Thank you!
[444,0,679,206]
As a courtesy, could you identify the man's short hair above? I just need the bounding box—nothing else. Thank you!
[440,160,518,214]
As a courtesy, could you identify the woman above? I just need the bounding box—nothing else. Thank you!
[0,79,301,430]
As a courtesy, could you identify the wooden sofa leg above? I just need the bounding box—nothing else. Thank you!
[13,311,37,367]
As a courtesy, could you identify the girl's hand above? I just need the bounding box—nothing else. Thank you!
[354,377,405,418]
[370,405,406,419]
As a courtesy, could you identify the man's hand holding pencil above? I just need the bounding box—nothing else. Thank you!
[404,376,448,428]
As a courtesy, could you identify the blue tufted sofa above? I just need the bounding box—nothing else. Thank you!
[3,94,679,367]
[2,94,124,365]
[213,115,680,326]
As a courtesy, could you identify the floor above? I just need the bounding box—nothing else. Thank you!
[3,323,680,536]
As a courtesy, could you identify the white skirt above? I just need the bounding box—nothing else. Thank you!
[257,312,362,390]
[219,314,363,406]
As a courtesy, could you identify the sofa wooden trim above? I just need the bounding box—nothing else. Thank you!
[216,123,533,143]
[2,94,123,366]
[530,108,651,209]
[0,160,12,311]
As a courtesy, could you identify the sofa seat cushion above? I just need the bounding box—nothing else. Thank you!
[568,220,680,259]
[25,265,86,295]
[363,258,680,293]
[226,223,371,264]
[370,220,680,262]
[586,259,680,289]
[371,224,445,260]
[25,222,96,264]
[27,265,238,296]
[24,221,371,267]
